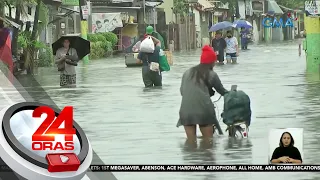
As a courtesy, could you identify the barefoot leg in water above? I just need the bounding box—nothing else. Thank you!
[184,125,197,142]
[199,125,213,142]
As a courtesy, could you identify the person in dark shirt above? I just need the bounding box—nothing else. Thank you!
[137,45,162,87]
[211,31,226,64]
[270,132,302,164]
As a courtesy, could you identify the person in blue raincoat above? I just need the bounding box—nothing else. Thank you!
[240,27,249,50]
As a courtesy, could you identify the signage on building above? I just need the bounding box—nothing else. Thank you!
[62,0,79,6]
[305,0,320,17]
[214,12,223,16]
[81,5,89,20]
[111,0,134,2]
[262,17,294,28]
[252,1,263,12]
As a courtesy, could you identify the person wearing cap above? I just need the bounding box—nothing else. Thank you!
[177,45,228,142]
[211,31,226,64]
[136,41,162,87]
[144,26,161,47]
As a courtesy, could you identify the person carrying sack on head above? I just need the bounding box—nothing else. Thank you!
[144,26,161,47]
[144,26,170,72]
[137,32,162,87]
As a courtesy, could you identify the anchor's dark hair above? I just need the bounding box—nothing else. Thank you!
[279,131,294,147]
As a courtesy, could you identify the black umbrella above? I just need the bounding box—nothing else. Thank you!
[52,34,90,60]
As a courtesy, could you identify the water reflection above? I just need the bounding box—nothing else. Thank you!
[223,138,252,161]
[181,139,215,164]
[181,139,216,180]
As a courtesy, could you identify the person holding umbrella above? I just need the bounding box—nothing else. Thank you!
[240,27,249,50]
[52,35,90,88]
[54,38,79,88]
[210,31,226,64]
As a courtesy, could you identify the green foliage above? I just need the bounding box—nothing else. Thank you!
[173,0,188,16]
[87,34,98,42]
[18,31,45,49]
[38,46,53,67]
[89,42,105,59]
[275,0,304,9]
[38,2,49,33]
[99,32,118,47]
[87,33,116,59]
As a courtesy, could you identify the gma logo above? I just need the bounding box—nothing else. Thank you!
[262,17,294,28]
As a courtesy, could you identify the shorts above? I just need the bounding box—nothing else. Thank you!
[226,53,237,58]
[60,74,76,87]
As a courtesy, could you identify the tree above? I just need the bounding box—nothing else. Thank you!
[1,0,35,56]
[275,0,304,9]
[173,0,188,16]
[218,0,238,18]
[26,0,41,74]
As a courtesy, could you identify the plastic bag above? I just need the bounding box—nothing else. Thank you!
[140,36,155,53]
[149,62,160,72]
[159,49,165,56]
[159,55,170,72]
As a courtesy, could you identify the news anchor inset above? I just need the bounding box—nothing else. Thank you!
[270,131,302,164]
[0,102,93,180]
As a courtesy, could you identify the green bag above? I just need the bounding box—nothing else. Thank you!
[159,49,170,72]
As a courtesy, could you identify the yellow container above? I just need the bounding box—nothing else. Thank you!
[164,51,173,65]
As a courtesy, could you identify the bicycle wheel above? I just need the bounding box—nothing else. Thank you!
[234,125,244,138]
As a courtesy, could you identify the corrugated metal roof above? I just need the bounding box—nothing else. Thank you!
[268,0,283,14]
[197,0,214,10]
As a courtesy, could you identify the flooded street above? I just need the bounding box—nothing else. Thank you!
[5,40,320,180]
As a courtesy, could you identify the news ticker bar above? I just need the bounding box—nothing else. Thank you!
[2,164,320,172]
[88,165,320,172]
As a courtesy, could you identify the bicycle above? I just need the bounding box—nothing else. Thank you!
[213,85,249,138]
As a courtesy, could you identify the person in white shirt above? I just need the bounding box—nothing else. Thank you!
[225,30,239,63]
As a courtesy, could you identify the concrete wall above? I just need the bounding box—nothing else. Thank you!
[271,28,283,41]
[158,0,174,24]
[200,12,209,46]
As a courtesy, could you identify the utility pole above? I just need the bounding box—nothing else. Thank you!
[79,0,89,64]
[143,0,146,25]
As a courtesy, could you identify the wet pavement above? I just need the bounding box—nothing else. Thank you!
[3,39,320,180]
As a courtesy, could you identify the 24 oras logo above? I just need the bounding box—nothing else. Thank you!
[0,102,92,180]
[32,106,76,151]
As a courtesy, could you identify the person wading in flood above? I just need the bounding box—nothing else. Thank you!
[211,31,226,64]
[137,33,162,87]
[55,38,79,88]
[225,30,239,63]
[240,27,249,50]
[177,45,228,142]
